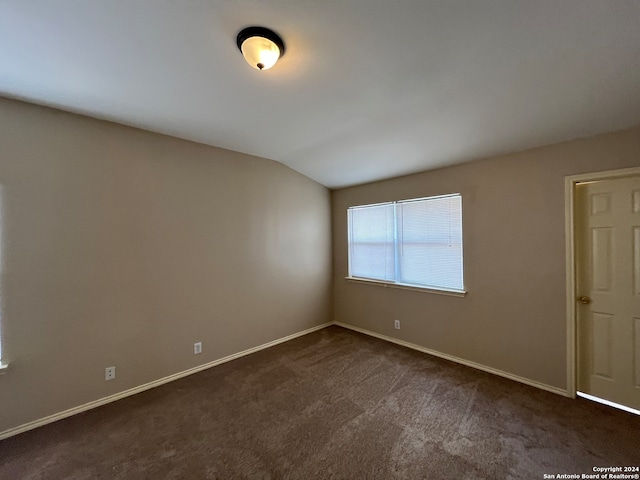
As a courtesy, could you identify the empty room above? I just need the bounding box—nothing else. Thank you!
[1,1,639,479]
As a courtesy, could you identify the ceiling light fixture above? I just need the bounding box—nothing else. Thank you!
[236,26,285,71]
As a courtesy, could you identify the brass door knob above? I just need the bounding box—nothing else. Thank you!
[578,296,591,304]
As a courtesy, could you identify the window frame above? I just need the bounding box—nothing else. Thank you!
[346,193,466,297]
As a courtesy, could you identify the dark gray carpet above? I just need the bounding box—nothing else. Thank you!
[1,326,638,479]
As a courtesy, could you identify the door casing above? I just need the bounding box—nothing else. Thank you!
[565,166,640,398]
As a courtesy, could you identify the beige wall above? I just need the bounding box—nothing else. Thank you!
[1,94,638,436]
[0,97,332,433]
[332,126,640,391]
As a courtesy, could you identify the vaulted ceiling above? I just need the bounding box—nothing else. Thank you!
[1,1,639,188]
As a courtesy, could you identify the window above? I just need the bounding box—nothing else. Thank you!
[347,194,464,293]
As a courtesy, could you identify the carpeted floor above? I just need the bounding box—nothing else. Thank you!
[1,326,638,479]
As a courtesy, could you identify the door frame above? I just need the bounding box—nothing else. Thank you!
[565,166,640,398]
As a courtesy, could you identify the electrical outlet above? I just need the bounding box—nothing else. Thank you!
[394,320,400,330]
[105,366,116,381]
[194,342,202,355]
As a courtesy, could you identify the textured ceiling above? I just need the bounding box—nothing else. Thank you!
[1,1,639,188]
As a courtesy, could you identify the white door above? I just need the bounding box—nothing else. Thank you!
[576,176,640,410]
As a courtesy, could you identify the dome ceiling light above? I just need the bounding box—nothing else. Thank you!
[236,26,285,71]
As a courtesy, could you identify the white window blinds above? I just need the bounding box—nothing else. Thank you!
[348,202,395,282]
[347,194,464,292]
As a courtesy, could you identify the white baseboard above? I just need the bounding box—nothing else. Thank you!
[0,322,332,441]
[334,322,570,398]
[1,320,570,441]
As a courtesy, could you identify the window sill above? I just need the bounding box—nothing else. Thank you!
[0,363,8,375]
[345,277,466,297]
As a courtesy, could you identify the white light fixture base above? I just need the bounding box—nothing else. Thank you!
[236,26,285,70]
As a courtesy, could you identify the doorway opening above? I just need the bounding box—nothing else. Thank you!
[565,166,640,414]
